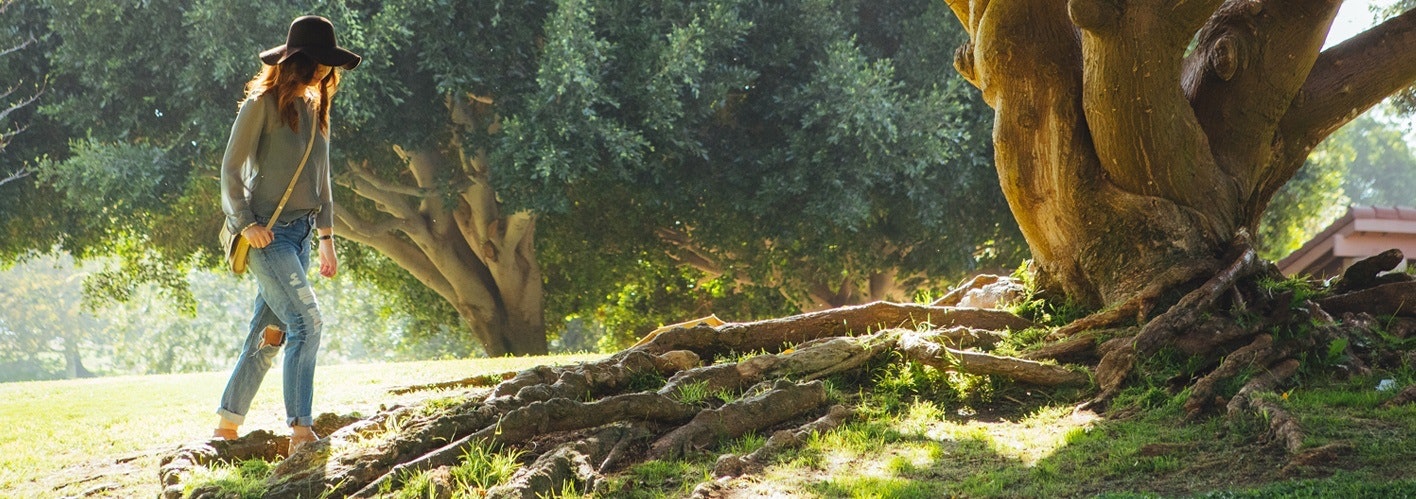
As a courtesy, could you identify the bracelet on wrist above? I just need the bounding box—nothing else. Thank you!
[319,234,333,241]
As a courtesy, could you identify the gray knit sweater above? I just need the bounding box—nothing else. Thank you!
[220,93,334,233]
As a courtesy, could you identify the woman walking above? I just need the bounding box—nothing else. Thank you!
[213,15,359,454]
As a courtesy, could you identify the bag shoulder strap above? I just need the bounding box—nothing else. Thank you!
[264,117,319,230]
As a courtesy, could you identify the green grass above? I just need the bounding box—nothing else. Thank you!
[0,354,600,498]
[733,370,1416,498]
[8,351,1416,498]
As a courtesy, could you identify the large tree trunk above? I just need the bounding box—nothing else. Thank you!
[333,96,548,356]
[945,0,1416,308]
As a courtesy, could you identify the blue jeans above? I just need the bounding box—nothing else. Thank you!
[217,215,323,427]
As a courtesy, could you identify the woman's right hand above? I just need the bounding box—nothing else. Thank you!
[242,225,275,248]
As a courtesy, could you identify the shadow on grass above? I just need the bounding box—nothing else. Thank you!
[795,375,1416,498]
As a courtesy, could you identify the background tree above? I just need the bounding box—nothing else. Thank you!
[1385,0,1416,114]
[507,0,1019,314]
[0,0,42,175]
[0,0,67,258]
[0,254,100,380]
[1257,109,1416,260]
[29,0,1017,357]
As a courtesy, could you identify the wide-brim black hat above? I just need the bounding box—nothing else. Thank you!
[260,15,361,70]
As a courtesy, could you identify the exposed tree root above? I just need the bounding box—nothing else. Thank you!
[897,330,1088,386]
[351,392,702,497]
[1132,242,1259,357]
[648,380,828,460]
[484,424,648,499]
[1048,261,1216,341]
[159,249,1416,495]
[1225,359,1301,420]
[633,301,1035,359]
[1331,248,1410,294]
[389,371,514,395]
[691,404,854,498]
[1247,389,1305,454]
[1090,240,1261,403]
[159,431,285,498]
[710,404,854,478]
[1184,334,1278,419]
[1383,385,1416,408]
[930,274,1003,306]
[1319,281,1416,317]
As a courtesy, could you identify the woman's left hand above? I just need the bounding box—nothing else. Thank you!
[318,238,338,278]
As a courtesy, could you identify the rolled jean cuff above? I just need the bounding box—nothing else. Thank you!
[288,416,313,427]
[217,408,246,426]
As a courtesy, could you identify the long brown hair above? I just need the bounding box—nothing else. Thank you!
[242,53,340,135]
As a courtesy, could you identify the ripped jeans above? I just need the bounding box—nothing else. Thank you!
[217,215,323,427]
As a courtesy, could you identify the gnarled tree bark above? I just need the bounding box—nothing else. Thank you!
[945,0,1416,308]
[334,96,547,356]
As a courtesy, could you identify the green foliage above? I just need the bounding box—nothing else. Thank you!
[0,251,468,382]
[20,0,1020,357]
[545,256,795,353]
[510,0,1023,314]
[0,253,106,380]
[1386,1,1416,116]
[1259,110,1416,260]
[623,369,668,393]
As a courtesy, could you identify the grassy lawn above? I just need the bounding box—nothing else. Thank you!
[8,353,1416,498]
[0,354,600,498]
[600,367,1416,498]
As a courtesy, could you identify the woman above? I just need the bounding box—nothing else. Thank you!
[213,15,360,455]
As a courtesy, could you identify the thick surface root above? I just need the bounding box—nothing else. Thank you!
[648,380,828,460]
[158,299,1064,496]
[897,330,1088,386]
[634,301,1035,359]
[484,425,649,499]
[161,247,1416,495]
[710,404,853,479]
[1383,385,1416,408]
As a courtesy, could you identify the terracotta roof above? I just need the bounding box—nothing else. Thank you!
[1278,205,1416,276]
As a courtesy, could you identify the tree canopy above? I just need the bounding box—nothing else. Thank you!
[11,0,1017,356]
